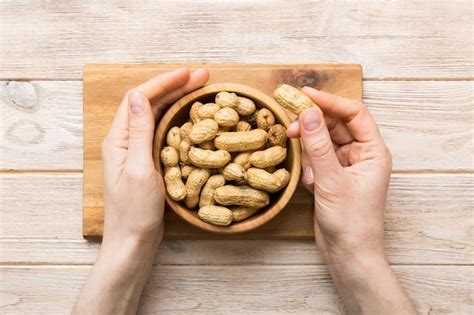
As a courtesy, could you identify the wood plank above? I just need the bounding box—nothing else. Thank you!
[0,1,472,79]
[1,174,472,264]
[82,64,362,237]
[0,266,471,314]
[2,80,472,171]
[0,81,83,170]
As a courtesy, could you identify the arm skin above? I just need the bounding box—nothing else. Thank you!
[73,68,210,315]
[287,88,416,314]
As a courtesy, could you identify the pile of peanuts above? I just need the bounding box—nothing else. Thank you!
[160,91,290,226]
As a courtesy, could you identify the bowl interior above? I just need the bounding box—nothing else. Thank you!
[155,83,301,233]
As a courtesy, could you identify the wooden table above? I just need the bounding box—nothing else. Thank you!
[1,1,472,313]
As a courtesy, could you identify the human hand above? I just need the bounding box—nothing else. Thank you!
[74,68,209,315]
[287,88,415,314]
[287,88,391,262]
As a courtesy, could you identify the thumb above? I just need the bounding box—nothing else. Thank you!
[126,91,155,169]
[299,108,343,183]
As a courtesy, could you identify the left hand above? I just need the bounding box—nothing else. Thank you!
[101,67,209,249]
[74,68,209,315]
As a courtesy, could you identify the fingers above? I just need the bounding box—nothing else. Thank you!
[153,68,210,116]
[135,67,190,101]
[302,87,382,143]
[287,118,353,145]
[109,68,192,136]
[299,108,344,185]
[301,151,314,193]
[125,92,155,170]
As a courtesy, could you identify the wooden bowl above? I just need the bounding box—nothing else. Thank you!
[154,83,301,234]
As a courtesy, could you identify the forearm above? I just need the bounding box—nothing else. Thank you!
[73,237,159,315]
[326,252,416,315]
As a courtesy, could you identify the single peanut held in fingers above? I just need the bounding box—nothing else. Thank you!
[267,124,287,147]
[214,107,239,127]
[236,97,256,116]
[214,129,267,152]
[247,168,290,193]
[160,146,179,169]
[166,127,181,151]
[222,163,247,181]
[273,84,320,114]
[231,206,261,222]
[214,185,270,208]
[215,91,238,108]
[199,175,226,208]
[185,168,210,209]
[189,119,219,144]
[198,205,233,226]
[256,108,275,131]
[164,167,186,201]
[250,146,287,168]
[189,147,231,168]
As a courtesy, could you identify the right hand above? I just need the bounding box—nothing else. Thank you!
[287,87,392,263]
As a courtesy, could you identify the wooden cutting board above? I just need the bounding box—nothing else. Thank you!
[83,64,362,239]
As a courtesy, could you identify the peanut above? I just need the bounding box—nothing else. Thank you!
[180,122,193,140]
[214,185,270,208]
[214,129,267,152]
[189,119,219,144]
[231,206,260,222]
[236,97,256,116]
[222,163,247,181]
[236,121,252,132]
[160,146,179,169]
[189,147,231,168]
[214,107,239,127]
[166,127,181,151]
[199,174,226,208]
[233,152,253,169]
[164,167,186,201]
[198,103,220,119]
[256,108,275,131]
[181,165,198,179]
[198,205,233,226]
[198,140,216,150]
[267,124,287,147]
[246,168,290,193]
[215,91,238,108]
[249,146,287,168]
[190,101,203,123]
[179,139,192,164]
[185,168,210,209]
[273,84,320,114]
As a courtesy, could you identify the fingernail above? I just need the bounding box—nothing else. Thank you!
[304,166,314,185]
[302,86,318,92]
[301,108,321,132]
[129,92,145,115]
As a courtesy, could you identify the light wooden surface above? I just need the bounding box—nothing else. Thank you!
[82,64,360,237]
[0,1,473,314]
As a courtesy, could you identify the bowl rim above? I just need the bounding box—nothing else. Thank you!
[154,83,301,234]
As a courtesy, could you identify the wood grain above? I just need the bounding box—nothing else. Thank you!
[0,266,471,314]
[2,80,472,171]
[83,64,362,237]
[1,173,472,264]
[1,1,472,79]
